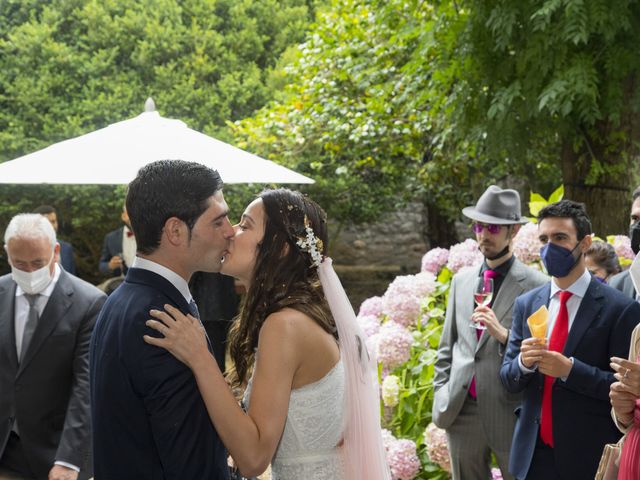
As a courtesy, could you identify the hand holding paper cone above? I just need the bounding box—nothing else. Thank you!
[527,305,548,339]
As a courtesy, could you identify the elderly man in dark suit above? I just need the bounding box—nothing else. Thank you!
[90,160,234,479]
[610,185,640,301]
[0,214,105,480]
[433,185,547,480]
[500,200,640,479]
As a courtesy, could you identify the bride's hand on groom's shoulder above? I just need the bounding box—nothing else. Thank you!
[143,304,209,370]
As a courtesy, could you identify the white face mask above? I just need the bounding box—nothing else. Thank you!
[11,254,54,295]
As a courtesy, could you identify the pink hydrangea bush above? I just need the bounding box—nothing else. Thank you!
[423,422,451,473]
[358,295,384,318]
[382,273,436,327]
[376,322,413,368]
[609,235,635,262]
[513,222,541,264]
[387,438,421,480]
[446,239,483,273]
[357,314,381,338]
[421,247,450,274]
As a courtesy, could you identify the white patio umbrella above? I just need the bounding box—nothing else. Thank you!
[0,98,313,185]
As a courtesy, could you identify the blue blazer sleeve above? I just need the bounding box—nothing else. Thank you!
[500,295,536,393]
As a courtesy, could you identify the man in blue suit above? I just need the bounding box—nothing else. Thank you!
[500,200,640,479]
[90,160,235,479]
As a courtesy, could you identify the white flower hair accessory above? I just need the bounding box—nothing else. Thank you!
[296,215,324,267]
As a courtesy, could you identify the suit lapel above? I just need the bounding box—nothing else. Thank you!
[0,278,19,371]
[563,278,604,357]
[126,267,214,351]
[455,267,481,349]
[17,271,73,377]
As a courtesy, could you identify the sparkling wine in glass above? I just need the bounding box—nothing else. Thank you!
[470,277,493,330]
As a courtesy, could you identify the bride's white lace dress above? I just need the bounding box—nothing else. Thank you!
[244,360,346,480]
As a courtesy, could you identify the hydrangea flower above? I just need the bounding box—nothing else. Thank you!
[386,438,421,480]
[382,272,436,327]
[357,314,381,338]
[381,428,396,451]
[491,467,504,480]
[513,222,541,264]
[358,296,384,318]
[446,239,483,273]
[609,235,635,261]
[424,422,451,473]
[421,247,449,274]
[381,374,401,407]
[376,322,413,368]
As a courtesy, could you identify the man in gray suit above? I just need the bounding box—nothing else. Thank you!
[610,185,640,300]
[0,214,105,480]
[433,186,547,480]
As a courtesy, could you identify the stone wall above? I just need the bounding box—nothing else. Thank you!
[329,202,429,309]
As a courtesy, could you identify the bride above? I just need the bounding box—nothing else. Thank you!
[144,188,390,479]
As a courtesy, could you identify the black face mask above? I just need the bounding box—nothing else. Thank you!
[630,221,640,255]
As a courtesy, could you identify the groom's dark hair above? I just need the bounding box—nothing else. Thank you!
[126,160,224,255]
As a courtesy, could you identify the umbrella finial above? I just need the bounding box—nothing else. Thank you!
[144,97,156,112]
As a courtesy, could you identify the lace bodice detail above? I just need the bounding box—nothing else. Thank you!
[243,360,346,480]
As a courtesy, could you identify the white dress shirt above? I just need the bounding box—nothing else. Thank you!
[519,268,592,375]
[131,257,193,304]
[14,263,61,358]
[121,226,137,268]
[13,264,79,472]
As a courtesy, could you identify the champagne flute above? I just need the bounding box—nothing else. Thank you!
[470,277,493,330]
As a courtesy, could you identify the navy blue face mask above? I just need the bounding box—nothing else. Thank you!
[540,240,582,278]
[629,221,640,255]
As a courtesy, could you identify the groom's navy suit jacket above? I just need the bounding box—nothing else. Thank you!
[90,268,229,480]
[500,278,640,479]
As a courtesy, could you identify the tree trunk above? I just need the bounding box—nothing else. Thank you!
[560,133,632,237]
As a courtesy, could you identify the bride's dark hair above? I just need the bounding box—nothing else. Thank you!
[226,188,338,389]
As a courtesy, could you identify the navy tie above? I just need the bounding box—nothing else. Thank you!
[188,299,200,320]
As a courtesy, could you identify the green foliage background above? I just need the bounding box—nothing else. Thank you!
[2,0,640,280]
[0,0,320,281]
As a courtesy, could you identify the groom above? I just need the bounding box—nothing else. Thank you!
[90,160,234,479]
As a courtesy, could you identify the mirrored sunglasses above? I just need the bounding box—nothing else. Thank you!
[471,222,502,234]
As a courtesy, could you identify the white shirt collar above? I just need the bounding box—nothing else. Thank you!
[549,267,592,300]
[131,257,193,304]
[15,263,62,298]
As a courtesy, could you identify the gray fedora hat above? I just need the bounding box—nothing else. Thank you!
[462,185,527,225]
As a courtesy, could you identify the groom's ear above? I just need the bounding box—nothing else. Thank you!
[163,217,188,246]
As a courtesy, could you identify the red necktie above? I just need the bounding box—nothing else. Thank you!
[540,290,573,447]
[468,269,500,399]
